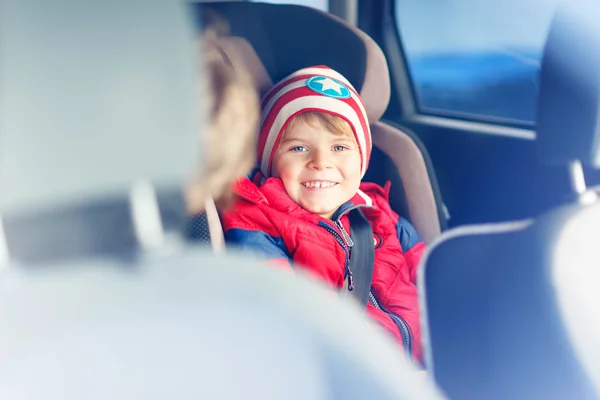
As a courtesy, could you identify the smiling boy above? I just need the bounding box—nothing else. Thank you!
[222,66,425,363]
[271,111,362,219]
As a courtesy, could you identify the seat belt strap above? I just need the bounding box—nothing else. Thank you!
[347,208,375,309]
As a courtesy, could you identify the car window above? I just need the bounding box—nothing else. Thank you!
[250,0,328,12]
[395,0,561,125]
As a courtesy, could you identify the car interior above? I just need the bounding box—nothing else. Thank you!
[0,1,445,398]
[188,1,447,250]
[1,0,600,398]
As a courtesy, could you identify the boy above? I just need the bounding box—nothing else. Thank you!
[222,66,425,363]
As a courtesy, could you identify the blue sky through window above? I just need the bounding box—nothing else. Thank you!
[396,0,562,123]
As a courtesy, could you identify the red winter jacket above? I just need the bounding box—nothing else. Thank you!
[221,177,425,363]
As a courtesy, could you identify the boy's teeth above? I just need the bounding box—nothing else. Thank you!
[303,181,336,188]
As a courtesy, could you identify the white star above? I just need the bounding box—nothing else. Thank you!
[315,77,344,95]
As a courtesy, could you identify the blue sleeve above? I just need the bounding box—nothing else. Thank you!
[396,217,422,252]
[224,228,292,262]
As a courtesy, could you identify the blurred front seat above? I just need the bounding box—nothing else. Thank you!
[419,1,600,398]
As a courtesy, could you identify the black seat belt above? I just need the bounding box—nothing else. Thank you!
[347,208,375,309]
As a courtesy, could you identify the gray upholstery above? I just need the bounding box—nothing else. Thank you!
[420,208,600,399]
[536,0,600,168]
[0,249,443,400]
[207,36,274,97]
[187,212,213,242]
[197,1,389,122]
[371,122,440,243]
[197,2,444,243]
[0,0,200,262]
[186,197,225,252]
[0,0,200,217]
[420,1,600,398]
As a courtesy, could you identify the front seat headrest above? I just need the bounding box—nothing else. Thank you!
[196,2,390,122]
[536,0,600,168]
[0,0,202,263]
[0,0,201,217]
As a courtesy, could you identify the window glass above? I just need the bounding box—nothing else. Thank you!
[395,0,561,124]
[250,0,328,12]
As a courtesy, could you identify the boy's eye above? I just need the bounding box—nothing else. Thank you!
[333,145,347,152]
[290,146,308,152]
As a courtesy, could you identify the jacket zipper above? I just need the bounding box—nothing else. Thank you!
[369,291,413,356]
[335,219,355,247]
[321,203,412,354]
[317,204,369,291]
[317,221,352,289]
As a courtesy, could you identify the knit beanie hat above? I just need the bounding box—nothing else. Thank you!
[256,65,372,178]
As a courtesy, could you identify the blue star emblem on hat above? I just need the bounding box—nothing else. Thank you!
[306,76,351,99]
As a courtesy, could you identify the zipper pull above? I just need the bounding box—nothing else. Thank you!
[335,220,355,247]
[347,268,354,291]
[346,234,355,248]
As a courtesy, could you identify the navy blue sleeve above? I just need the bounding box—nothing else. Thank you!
[396,217,422,252]
[224,228,292,262]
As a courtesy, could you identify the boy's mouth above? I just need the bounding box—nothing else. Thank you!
[301,180,339,189]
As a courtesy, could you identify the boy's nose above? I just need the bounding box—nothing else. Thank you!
[307,150,333,170]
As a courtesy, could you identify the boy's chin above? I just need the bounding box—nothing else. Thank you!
[302,202,339,219]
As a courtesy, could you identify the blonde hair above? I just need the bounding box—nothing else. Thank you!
[186,28,260,213]
[284,111,356,140]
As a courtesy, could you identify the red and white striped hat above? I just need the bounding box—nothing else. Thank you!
[257,65,372,178]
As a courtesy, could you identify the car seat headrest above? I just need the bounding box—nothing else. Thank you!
[0,0,202,217]
[197,2,390,123]
[205,36,274,96]
[536,0,600,168]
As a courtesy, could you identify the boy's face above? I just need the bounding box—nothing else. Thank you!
[271,118,362,219]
